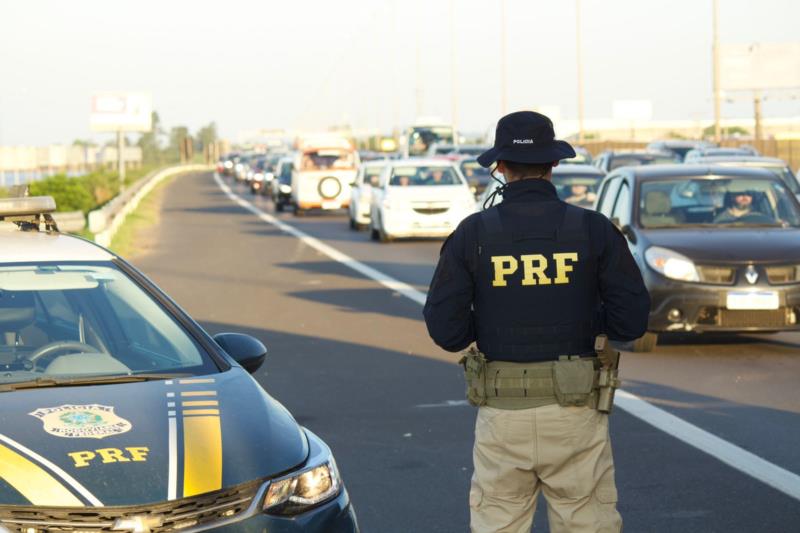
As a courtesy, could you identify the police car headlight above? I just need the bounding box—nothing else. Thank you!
[263,460,341,515]
[645,246,699,282]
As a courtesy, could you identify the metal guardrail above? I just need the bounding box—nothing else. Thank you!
[90,164,211,247]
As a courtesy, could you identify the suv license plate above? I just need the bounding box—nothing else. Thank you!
[726,291,779,310]
[321,200,341,210]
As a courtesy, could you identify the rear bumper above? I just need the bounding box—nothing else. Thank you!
[644,271,800,333]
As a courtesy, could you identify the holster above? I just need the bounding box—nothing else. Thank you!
[459,347,488,407]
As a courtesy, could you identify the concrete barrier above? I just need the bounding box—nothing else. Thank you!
[52,211,86,233]
[91,164,210,247]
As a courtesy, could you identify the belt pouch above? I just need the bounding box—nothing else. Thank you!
[552,358,595,406]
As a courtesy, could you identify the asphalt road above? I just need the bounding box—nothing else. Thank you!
[133,171,800,532]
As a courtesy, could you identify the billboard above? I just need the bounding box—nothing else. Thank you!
[720,43,800,92]
[90,92,152,132]
[612,100,653,122]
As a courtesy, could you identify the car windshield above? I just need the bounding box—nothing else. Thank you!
[361,166,384,187]
[553,174,603,208]
[460,160,491,183]
[389,166,461,186]
[300,149,355,171]
[0,263,217,385]
[639,177,800,229]
[610,155,676,170]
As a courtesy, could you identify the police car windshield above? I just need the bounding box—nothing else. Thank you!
[639,177,800,229]
[389,166,461,186]
[0,263,217,385]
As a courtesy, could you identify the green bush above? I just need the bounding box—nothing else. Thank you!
[28,175,95,213]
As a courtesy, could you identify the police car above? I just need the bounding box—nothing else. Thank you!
[0,197,359,532]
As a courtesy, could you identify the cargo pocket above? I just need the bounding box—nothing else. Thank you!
[552,359,595,406]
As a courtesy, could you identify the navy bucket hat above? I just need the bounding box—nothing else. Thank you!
[477,111,576,168]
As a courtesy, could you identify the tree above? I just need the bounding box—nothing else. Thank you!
[168,126,191,163]
[195,122,218,152]
[137,111,165,165]
[701,124,749,139]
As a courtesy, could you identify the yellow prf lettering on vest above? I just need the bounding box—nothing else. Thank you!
[553,252,579,284]
[68,447,150,468]
[491,256,518,287]
[520,254,551,285]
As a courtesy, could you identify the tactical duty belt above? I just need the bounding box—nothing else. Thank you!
[460,340,619,412]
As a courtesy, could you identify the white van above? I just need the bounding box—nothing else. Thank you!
[291,137,359,216]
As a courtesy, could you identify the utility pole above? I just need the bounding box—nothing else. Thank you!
[576,0,585,143]
[415,20,424,118]
[450,0,459,146]
[116,130,126,190]
[500,0,508,115]
[753,91,763,142]
[712,0,722,142]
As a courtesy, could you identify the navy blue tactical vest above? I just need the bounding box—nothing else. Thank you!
[474,204,598,362]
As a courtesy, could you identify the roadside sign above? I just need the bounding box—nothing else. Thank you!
[90,92,152,132]
[721,43,800,92]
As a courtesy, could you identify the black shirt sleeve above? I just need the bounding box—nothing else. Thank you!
[594,216,651,341]
[423,220,476,352]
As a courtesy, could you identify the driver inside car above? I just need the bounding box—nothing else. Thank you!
[714,191,763,223]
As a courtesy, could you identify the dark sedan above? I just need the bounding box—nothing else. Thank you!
[595,165,800,351]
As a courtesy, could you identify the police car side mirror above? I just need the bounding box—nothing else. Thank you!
[620,224,637,244]
[213,333,267,374]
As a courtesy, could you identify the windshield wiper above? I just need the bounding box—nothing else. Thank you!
[0,373,192,392]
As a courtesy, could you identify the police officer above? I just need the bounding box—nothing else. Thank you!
[423,111,650,533]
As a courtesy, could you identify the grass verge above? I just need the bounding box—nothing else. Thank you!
[109,175,177,259]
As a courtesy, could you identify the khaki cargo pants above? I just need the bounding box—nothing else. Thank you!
[470,404,622,533]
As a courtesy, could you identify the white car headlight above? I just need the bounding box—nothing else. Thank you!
[263,460,341,515]
[280,184,292,194]
[645,246,699,282]
[254,173,264,182]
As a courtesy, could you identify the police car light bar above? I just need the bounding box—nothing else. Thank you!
[0,196,57,218]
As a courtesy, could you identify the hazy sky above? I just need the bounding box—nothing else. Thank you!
[1,0,798,145]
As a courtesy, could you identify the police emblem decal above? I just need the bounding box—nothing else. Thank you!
[29,404,132,439]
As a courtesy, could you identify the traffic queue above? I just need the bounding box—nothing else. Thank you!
[218,132,800,353]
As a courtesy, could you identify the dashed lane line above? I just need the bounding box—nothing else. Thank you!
[213,172,800,502]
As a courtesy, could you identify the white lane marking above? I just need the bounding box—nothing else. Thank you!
[167,416,178,501]
[0,433,103,506]
[416,400,471,408]
[213,172,800,501]
[615,390,800,501]
[214,174,425,306]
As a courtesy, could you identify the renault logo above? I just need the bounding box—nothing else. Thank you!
[745,265,759,285]
[112,515,164,533]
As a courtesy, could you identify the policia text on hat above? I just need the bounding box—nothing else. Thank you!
[423,111,650,533]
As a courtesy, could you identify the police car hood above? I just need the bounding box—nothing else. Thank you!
[0,368,308,507]
[642,227,800,264]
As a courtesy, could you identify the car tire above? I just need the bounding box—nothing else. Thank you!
[370,224,379,241]
[294,206,306,217]
[632,332,658,352]
[349,218,357,230]
[378,223,393,243]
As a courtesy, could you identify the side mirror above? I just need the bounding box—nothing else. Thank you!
[620,224,637,244]
[213,333,267,374]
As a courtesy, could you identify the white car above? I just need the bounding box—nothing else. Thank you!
[369,159,475,242]
[348,160,388,230]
